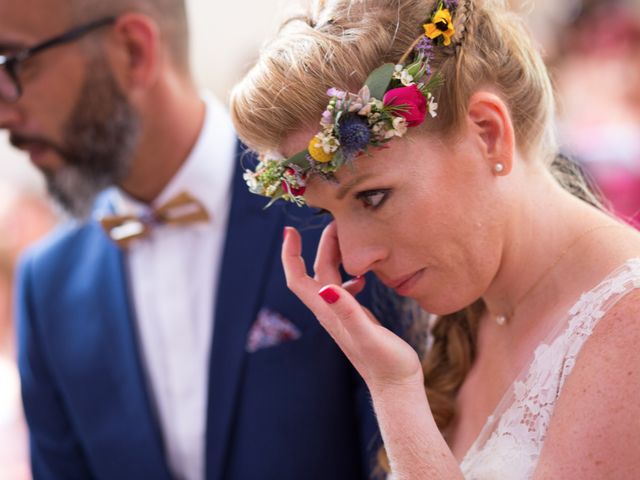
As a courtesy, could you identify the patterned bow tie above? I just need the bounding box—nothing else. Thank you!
[100,191,210,248]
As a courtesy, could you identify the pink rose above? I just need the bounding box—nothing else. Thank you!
[383,84,427,127]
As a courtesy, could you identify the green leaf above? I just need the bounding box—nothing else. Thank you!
[332,150,345,169]
[364,63,395,100]
[405,59,424,78]
[286,150,311,169]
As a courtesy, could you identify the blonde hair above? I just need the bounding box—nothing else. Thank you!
[231,0,604,474]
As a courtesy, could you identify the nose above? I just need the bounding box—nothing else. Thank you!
[336,222,388,277]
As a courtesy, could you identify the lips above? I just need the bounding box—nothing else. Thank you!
[9,134,62,169]
[380,268,425,296]
[20,143,51,168]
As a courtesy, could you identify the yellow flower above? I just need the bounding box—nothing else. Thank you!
[423,7,455,46]
[308,135,334,163]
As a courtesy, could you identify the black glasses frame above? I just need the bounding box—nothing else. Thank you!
[0,16,116,103]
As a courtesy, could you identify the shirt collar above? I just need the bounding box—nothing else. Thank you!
[106,92,237,221]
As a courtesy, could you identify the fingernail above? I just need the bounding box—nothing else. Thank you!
[283,227,289,241]
[319,286,340,304]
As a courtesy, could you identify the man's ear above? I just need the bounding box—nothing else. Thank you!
[106,13,161,94]
[466,91,515,176]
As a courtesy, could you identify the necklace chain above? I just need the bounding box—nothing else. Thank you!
[493,223,625,326]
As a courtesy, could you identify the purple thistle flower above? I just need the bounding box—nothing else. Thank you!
[444,0,459,10]
[338,116,371,156]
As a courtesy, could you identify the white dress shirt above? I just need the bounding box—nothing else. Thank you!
[107,93,236,480]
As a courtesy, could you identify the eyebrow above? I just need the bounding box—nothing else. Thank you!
[336,174,374,200]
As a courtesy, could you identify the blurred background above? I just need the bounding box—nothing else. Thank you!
[1,0,639,477]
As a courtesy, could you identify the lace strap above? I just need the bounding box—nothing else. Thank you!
[461,258,640,475]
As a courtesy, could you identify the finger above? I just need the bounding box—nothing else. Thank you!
[342,275,366,297]
[282,227,322,301]
[317,284,381,341]
[313,221,343,286]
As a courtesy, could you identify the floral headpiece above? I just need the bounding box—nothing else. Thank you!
[244,1,458,206]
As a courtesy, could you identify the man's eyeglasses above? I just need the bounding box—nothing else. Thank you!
[0,16,116,103]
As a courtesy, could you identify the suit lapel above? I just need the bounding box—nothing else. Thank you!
[205,144,284,480]
[82,223,172,478]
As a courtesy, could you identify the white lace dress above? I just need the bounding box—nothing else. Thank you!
[389,258,640,480]
[460,258,640,478]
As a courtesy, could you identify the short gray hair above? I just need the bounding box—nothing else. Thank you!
[69,0,190,72]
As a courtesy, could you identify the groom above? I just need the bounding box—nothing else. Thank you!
[0,1,380,479]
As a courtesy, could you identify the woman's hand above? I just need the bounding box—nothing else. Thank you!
[282,223,423,393]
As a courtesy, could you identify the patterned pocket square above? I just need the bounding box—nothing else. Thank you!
[246,308,302,353]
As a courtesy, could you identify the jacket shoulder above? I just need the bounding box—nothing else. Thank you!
[19,220,112,286]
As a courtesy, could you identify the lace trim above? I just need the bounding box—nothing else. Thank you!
[460,258,640,479]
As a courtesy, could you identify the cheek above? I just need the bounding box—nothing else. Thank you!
[22,58,85,135]
[399,195,502,312]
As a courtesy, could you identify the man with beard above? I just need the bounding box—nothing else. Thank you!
[0,1,382,479]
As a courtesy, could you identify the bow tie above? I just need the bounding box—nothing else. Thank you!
[100,191,210,248]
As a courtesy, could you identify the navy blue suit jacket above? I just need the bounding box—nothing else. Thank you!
[17,143,381,480]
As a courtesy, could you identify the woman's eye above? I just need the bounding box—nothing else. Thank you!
[357,189,390,210]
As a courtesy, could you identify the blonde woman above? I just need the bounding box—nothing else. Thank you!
[231,0,640,477]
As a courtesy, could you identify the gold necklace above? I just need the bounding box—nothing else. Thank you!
[493,223,625,326]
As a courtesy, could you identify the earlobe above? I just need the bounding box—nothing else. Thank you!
[109,13,160,92]
[467,92,515,176]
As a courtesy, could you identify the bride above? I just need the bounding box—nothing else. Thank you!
[230,0,640,477]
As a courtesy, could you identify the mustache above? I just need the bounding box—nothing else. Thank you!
[9,133,68,159]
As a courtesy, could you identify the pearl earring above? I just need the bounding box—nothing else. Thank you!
[494,163,505,174]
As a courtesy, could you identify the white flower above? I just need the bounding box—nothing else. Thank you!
[367,112,382,126]
[428,93,438,118]
[400,70,414,86]
[266,184,279,196]
[391,116,408,137]
[243,171,259,192]
[371,121,387,141]
[393,65,414,86]
[316,131,340,153]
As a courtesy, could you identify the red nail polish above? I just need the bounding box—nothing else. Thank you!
[319,286,340,304]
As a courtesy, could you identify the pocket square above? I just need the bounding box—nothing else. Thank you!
[246,308,302,353]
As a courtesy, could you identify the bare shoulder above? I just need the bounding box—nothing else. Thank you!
[534,286,640,478]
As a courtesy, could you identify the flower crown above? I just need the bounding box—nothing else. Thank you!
[244,1,459,206]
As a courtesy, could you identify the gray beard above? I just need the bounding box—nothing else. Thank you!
[45,60,140,219]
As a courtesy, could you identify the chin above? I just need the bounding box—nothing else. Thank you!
[413,289,479,317]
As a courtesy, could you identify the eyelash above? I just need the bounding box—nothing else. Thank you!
[312,189,391,217]
[356,189,391,210]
